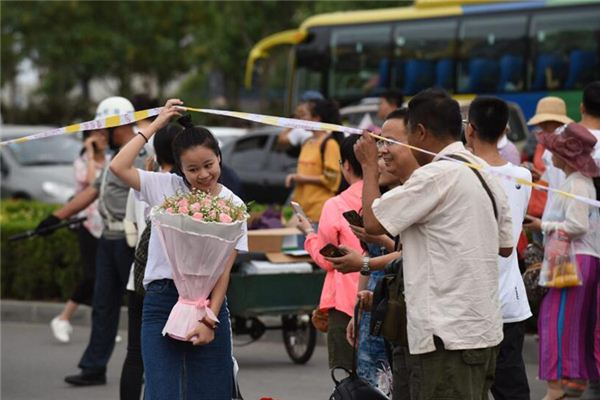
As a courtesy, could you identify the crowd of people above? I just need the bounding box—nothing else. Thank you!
[33,81,600,400]
[290,83,600,400]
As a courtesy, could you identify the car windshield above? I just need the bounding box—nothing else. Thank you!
[7,135,81,165]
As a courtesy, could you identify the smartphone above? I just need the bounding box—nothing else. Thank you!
[342,210,364,227]
[291,201,308,221]
[319,243,346,258]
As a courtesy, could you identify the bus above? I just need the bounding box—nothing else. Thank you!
[245,0,600,122]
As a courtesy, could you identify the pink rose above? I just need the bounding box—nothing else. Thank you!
[178,199,189,208]
[209,210,217,220]
[219,213,233,223]
[179,205,189,214]
[217,199,226,208]
[166,207,174,214]
[220,205,231,213]
[563,137,583,157]
[192,212,204,221]
[190,202,201,212]
[201,198,211,207]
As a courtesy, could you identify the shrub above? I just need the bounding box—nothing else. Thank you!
[1,200,81,300]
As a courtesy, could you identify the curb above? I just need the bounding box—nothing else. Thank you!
[1,299,327,345]
[1,299,128,328]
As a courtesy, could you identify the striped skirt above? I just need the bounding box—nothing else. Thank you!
[538,254,600,380]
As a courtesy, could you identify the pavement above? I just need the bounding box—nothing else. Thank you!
[1,300,548,400]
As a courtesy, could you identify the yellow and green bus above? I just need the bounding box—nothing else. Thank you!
[246,0,600,121]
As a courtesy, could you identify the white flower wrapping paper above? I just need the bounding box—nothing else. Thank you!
[151,207,246,341]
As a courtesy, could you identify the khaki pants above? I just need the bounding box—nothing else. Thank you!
[402,336,499,400]
[327,308,354,370]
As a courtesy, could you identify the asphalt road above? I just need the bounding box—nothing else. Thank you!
[1,321,547,400]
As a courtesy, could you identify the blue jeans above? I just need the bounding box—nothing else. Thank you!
[357,271,391,395]
[79,236,133,373]
[142,279,233,400]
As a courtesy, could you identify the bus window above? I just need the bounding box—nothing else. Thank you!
[329,24,392,101]
[458,15,528,94]
[393,19,458,95]
[530,7,600,91]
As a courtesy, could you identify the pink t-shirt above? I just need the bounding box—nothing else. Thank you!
[304,181,362,317]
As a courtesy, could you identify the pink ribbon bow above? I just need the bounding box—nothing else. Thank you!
[178,297,220,324]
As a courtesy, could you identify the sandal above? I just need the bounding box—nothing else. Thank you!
[543,388,567,400]
[561,379,587,398]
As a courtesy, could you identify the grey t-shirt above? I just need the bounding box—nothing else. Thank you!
[93,149,146,239]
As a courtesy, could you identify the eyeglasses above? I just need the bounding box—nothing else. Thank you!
[376,138,404,150]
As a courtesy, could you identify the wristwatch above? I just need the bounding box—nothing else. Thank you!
[360,256,371,276]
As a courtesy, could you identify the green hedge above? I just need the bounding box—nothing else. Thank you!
[1,200,81,300]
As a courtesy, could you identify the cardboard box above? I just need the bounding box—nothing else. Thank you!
[247,227,302,254]
[265,253,313,264]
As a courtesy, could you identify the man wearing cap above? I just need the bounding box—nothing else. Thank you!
[36,96,147,386]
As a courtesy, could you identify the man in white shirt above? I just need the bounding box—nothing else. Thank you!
[354,89,514,400]
[465,96,533,400]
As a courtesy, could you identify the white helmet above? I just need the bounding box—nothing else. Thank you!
[95,96,134,119]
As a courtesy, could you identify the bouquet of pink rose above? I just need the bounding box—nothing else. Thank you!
[151,189,248,341]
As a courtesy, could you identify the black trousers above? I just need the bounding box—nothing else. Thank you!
[491,321,530,400]
[120,290,144,400]
[70,226,98,306]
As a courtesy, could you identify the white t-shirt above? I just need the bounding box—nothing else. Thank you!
[489,163,533,323]
[135,170,248,287]
[287,128,312,146]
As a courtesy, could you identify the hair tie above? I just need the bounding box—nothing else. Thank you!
[177,114,194,129]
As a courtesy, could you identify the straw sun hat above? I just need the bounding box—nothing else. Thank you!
[527,96,574,126]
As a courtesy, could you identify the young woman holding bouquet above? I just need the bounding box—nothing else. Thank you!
[110,99,248,400]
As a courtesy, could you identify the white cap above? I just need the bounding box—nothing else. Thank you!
[95,96,134,119]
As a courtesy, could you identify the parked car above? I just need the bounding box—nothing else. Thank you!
[1,125,80,203]
[208,126,248,149]
[221,126,297,204]
[340,97,383,128]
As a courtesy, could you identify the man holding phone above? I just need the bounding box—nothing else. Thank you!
[354,89,513,400]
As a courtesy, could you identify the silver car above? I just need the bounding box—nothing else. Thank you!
[1,125,81,203]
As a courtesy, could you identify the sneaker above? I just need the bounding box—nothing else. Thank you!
[64,371,106,386]
[50,317,72,343]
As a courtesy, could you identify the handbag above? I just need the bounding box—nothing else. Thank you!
[133,221,152,296]
[329,304,389,400]
[311,308,329,333]
[522,243,548,306]
[370,257,408,346]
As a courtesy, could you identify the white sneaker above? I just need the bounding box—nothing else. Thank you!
[50,317,72,343]
[115,334,122,343]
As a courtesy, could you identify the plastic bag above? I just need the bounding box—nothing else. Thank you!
[539,230,583,288]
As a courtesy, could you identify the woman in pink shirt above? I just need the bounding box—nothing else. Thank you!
[297,134,362,371]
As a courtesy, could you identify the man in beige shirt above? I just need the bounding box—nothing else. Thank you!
[354,89,514,400]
